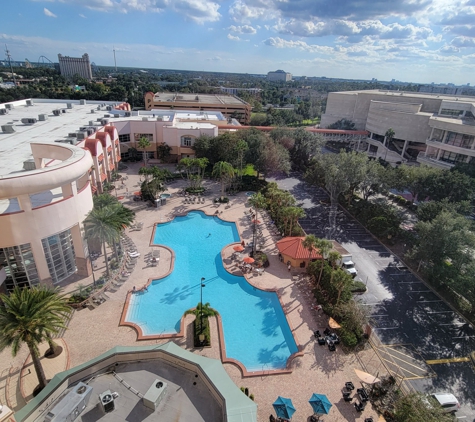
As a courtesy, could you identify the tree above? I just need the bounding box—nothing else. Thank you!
[177,157,208,190]
[315,238,333,286]
[137,136,151,167]
[0,286,70,391]
[248,192,267,255]
[212,161,235,199]
[393,393,455,422]
[359,159,386,201]
[327,119,356,130]
[84,207,122,276]
[185,302,219,319]
[303,234,318,262]
[384,127,395,159]
[289,128,324,171]
[234,139,248,181]
[256,138,291,179]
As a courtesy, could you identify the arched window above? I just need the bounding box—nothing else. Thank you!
[181,136,195,147]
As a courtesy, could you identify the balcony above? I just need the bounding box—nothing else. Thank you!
[417,152,454,169]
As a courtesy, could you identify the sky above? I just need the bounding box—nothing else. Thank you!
[1,0,475,84]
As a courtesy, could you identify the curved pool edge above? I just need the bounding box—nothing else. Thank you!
[220,245,305,377]
[120,209,304,376]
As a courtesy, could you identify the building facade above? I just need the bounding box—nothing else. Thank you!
[0,99,126,292]
[58,53,93,80]
[321,89,475,167]
[267,70,292,82]
[144,92,251,124]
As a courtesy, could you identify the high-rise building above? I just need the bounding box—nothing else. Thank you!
[267,70,292,82]
[58,53,93,80]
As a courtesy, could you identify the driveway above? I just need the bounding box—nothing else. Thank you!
[269,173,475,419]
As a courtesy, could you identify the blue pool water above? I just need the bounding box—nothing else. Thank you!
[125,211,298,371]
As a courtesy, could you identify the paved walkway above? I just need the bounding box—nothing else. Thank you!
[0,163,387,421]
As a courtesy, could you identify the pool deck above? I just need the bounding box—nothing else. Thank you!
[0,163,385,422]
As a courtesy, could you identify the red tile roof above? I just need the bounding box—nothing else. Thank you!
[276,237,322,260]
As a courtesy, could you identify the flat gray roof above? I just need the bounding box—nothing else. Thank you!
[333,89,475,103]
[0,99,227,177]
[152,93,248,106]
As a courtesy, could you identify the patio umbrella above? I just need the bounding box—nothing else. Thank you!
[354,368,381,385]
[328,317,341,329]
[272,396,296,420]
[308,393,332,415]
[233,245,244,252]
[243,257,255,264]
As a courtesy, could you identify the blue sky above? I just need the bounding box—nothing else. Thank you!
[1,0,475,84]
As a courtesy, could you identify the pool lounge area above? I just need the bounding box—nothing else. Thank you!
[121,211,300,375]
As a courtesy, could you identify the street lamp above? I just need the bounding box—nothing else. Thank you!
[200,277,206,337]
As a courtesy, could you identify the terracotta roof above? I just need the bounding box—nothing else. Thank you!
[276,237,322,260]
[84,138,99,156]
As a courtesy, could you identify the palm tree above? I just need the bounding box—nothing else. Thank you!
[384,128,395,161]
[185,302,219,319]
[302,234,318,263]
[84,207,122,276]
[315,238,333,287]
[137,136,151,167]
[248,192,267,256]
[235,140,248,181]
[212,161,235,200]
[0,286,70,391]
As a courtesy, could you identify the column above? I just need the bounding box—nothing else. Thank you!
[401,140,408,158]
[70,224,92,277]
[436,149,442,159]
[31,237,53,286]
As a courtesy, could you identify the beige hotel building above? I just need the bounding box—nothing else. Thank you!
[0,98,240,293]
[321,89,475,168]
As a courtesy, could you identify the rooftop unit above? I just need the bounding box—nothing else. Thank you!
[44,382,93,422]
[23,159,36,171]
[67,103,73,109]
[38,114,48,121]
[0,108,8,115]
[1,125,15,133]
[5,104,14,110]
[26,99,34,106]
[21,118,37,125]
[53,109,61,116]
[76,131,88,140]
[80,99,86,105]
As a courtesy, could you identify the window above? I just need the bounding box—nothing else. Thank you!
[134,133,153,142]
[181,136,194,147]
[42,229,76,284]
[445,132,474,149]
[440,108,463,117]
[0,243,39,291]
[440,151,467,164]
[119,134,131,143]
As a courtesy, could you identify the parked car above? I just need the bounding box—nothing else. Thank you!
[430,393,460,413]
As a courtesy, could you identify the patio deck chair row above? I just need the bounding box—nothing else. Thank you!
[129,222,143,231]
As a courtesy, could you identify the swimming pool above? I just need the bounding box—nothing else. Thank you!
[124,211,298,371]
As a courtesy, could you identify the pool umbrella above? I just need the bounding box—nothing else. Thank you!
[309,393,332,415]
[233,245,244,252]
[328,317,341,329]
[273,396,296,420]
[243,257,255,264]
[354,368,381,384]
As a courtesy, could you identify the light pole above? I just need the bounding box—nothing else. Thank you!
[200,277,206,336]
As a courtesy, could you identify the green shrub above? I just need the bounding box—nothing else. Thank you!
[192,316,211,347]
[339,327,358,348]
[351,281,367,293]
[250,394,255,401]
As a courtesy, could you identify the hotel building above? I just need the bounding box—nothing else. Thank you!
[0,98,237,292]
[58,53,93,80]
[144,92,251,125]
[321,90,475,168]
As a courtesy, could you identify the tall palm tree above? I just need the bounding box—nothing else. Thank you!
[0,286,70,391]
[384,128,395,161]
[212,161,235,199]
[137,136,151,167]
[84,207,122,276]
[315,238,333,287]
[248,192,267,256]
[302,234,318,262]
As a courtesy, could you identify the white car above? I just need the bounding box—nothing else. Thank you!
[431,393,460,413]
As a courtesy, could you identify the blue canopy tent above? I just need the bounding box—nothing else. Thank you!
[272,396,296,420]
[309,393,332,415]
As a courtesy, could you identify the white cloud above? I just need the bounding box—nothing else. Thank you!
[44,8,57,17]
[227,33,241,41]
[79,13,86,18]
[37,0,221,23]
[229,24,257,34]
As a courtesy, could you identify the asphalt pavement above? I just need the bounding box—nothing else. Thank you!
[269,173,475,420]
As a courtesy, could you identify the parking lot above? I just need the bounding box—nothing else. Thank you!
[270,173,475,419]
